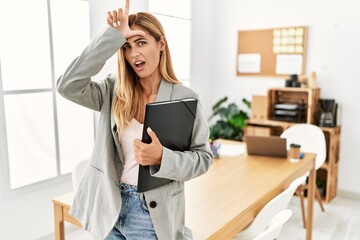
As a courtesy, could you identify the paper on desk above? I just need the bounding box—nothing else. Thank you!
[219,143,245,156]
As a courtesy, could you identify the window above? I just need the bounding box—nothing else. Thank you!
[0,0,94,190]
[149,0,191,86]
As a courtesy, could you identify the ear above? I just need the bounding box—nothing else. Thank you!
[159,36,166,51]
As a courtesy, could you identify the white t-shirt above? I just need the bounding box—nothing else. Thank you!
[119,118,143,185]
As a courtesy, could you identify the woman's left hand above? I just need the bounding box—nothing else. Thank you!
[106,0,145,39]
[134,127,163,166]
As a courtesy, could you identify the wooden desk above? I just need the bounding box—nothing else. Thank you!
[185,141,315,240]
[53,142,316,240]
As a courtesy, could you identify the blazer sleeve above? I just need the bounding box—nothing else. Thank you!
[56,26,126,111]
[150,98,213,181]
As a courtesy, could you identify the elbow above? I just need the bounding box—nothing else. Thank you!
[195,150,213,176]
[203,151,214,171]
[56,75,67,96]
[56,75,78,99]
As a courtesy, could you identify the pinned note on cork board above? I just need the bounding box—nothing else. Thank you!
[236,26,308,78]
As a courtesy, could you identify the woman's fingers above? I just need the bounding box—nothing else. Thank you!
[107,11,112,21]
[107,8,126,27]
[124,0,130,16]
[106,1,145,38]
[117,8,124,24]
[112,10,118,27]
[106,11,113,24]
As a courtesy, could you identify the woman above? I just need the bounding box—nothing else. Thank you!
[57,0,213,239]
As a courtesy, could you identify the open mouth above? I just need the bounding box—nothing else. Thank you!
[134,61,145,71]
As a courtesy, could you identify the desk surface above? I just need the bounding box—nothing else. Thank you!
[185,140,315,240]
[53,141,315,240]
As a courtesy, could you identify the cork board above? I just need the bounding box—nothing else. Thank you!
[236,26,308,78]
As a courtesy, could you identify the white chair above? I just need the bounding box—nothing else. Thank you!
[234,176,306,240]
[252,209,292,240]
[280,123,326,228]
[72,159,89,192]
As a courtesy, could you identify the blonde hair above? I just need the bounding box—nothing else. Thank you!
[112,12,180,133]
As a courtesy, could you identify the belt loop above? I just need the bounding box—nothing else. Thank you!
[140,192,145,201]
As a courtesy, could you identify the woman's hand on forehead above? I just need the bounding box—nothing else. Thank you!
[106,0,145,39]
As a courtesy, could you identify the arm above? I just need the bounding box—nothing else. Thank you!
[56,27,126,111]
[57,0,145,111]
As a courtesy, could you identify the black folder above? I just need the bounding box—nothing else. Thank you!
[137,98,198,192]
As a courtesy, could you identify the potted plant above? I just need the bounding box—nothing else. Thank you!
[208,96,251,142]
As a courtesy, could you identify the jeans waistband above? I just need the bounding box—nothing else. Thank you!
[119,183,138,193]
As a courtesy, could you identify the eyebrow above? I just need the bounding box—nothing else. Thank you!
[133,37,147,43]
[124,37,147,46]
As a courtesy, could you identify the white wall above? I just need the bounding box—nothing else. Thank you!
[0,177,73,239]
[191,0,360,194]
[189,0,215,108]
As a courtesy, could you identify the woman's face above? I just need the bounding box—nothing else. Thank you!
[123,25,165,80]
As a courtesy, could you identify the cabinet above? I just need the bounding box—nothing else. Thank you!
[246,87,340,203]
[317,126,341,203]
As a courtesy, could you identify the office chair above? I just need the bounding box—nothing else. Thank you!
[72,159,89,192]
[234,176,306,240]
[280,123,326,228]
[252,209,292,240]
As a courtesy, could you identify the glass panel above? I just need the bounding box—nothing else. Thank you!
[4,93,57,189]
[0,0,52,91]
[50,0,90,80]
[56,94,94,174]
[156,15,191,81]
[149,0,190,19]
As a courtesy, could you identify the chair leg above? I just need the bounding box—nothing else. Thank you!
[296,187,307,229]
[295,183,325,230]
[315,186,325,212]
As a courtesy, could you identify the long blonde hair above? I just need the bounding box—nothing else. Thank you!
[112,12,180,133]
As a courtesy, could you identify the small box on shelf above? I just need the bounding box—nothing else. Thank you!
[251,95,268,121]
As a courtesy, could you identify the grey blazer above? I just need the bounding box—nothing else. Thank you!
[57,26,213,240]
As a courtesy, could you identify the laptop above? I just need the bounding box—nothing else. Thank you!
[245,135,288,158]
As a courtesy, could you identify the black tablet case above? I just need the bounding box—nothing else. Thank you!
[137,98,198,192]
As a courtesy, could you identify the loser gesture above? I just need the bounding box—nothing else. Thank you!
[106,0,145,39]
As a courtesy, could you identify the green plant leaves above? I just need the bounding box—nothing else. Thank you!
[212,96,228,111]
[209,96,250,141]
[228,113,247,129]
[209,120,242,141]
[242,98,251,109]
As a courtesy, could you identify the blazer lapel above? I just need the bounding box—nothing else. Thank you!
[110,93,124,168]
[156,79,173,102]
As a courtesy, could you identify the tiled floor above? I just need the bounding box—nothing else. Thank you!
[278,195,360,240]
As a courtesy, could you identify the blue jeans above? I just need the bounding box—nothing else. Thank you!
[105,183,157,240]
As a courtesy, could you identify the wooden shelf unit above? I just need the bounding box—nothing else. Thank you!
[245,87,340,203]
[318,126,341,203]
[268,87,320,123]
